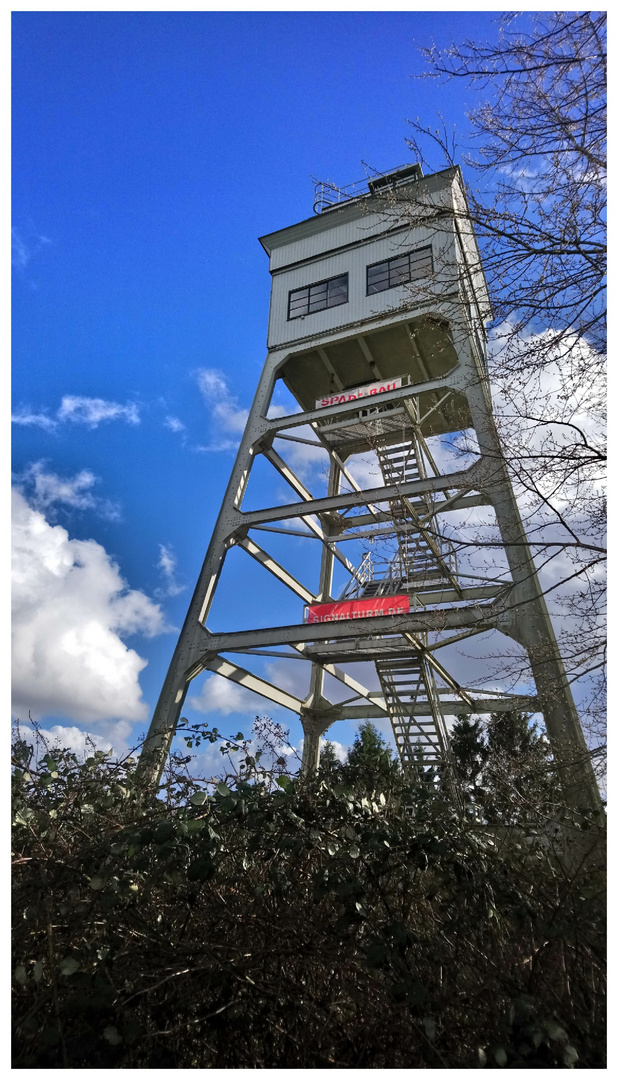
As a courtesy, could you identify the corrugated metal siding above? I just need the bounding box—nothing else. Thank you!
[452,179,491,318]
[268,210,399,272]
[267,223,459,349]
[263,168,460,270]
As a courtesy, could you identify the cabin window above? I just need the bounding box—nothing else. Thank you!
[366,246,433,295]
[288,274,348,320]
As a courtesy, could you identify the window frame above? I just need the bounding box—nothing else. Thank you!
[287,273,349,321]
[366,245,433,296]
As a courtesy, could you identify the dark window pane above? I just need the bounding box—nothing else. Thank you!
[367,265,388,283]
[288,273,349,320]
[389,255,409,271]
[408,263,426,281]
[310,281,328,298]
[367,265,389,293]
[367,277,389,294]
[367,247,432,296]
[328,276,347,291]
[289,295,308,311]
[288,288,309,318]
[409,251,433,279]
[390,264,410,286]
[327,281,348,301]
[289,287,308,302]
[327,290,347,308]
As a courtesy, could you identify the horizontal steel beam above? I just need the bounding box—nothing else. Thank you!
[414,585,503,604]
[339,696,538,720]
[203,604,497,655]
[341,493,491,531]
[264,372,457,432]
[437,697,539,713]
[239,463,479,528]
[305,644,425,663]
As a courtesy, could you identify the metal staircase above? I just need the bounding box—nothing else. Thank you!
[342,412,461,785]
[376,654,449,768]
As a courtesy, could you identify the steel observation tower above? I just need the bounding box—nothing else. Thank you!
[138,163,602,818]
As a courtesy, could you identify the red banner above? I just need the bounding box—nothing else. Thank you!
[306,594,410,624]
[316,376,403,410]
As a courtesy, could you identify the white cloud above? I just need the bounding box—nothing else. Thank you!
[15,461,120,520]
[294,736,350,766]
[344,451,382,490]
[19,722,134,762]
[12,225,51,271]
[11,410,58,432]
[164,415,186,434]
[12,395,141,431]
[319,736,348,762]
[275,425,328,482]
[157,543,185,597]
[195,438,242,454]
[188,673,262,715]
[158,544,176,579]
[12,488,167,724]
[195,368,249,436]
[57,396,140,427]
[265,659,310,700]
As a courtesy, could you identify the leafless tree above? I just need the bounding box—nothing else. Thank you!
[376,12,606,760]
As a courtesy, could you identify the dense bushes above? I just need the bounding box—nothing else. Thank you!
[12,721,605,1068]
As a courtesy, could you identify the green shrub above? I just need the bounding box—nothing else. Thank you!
[12,721,605,1068]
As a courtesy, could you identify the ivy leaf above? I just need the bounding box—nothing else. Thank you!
[563,1045,578,1067]
[216,782,231,797]
[103,1026,123,1046]
[494,1046,507,1066]
[59,957,80,977]
[14,965,28,986]
[154,821,175,844]
[276,776,292,791]
[187,818,205,834]
[544,1019,568,1044]
[190,791,207,806]
[423,1017,437,1042]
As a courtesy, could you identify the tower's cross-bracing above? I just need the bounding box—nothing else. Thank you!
[139,163,602,819]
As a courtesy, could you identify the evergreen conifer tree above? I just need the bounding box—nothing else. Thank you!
[449,714,488,815]
[483,711,558,825]
[341,721,399,792]
[318,739,342,780]
[449,711,559,825]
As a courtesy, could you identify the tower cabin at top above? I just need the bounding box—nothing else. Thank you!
[258,164,491,442]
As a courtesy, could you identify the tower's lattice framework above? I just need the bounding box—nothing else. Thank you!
[139,164,602,818]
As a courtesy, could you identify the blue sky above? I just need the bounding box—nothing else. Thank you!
[12,10,516,767]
